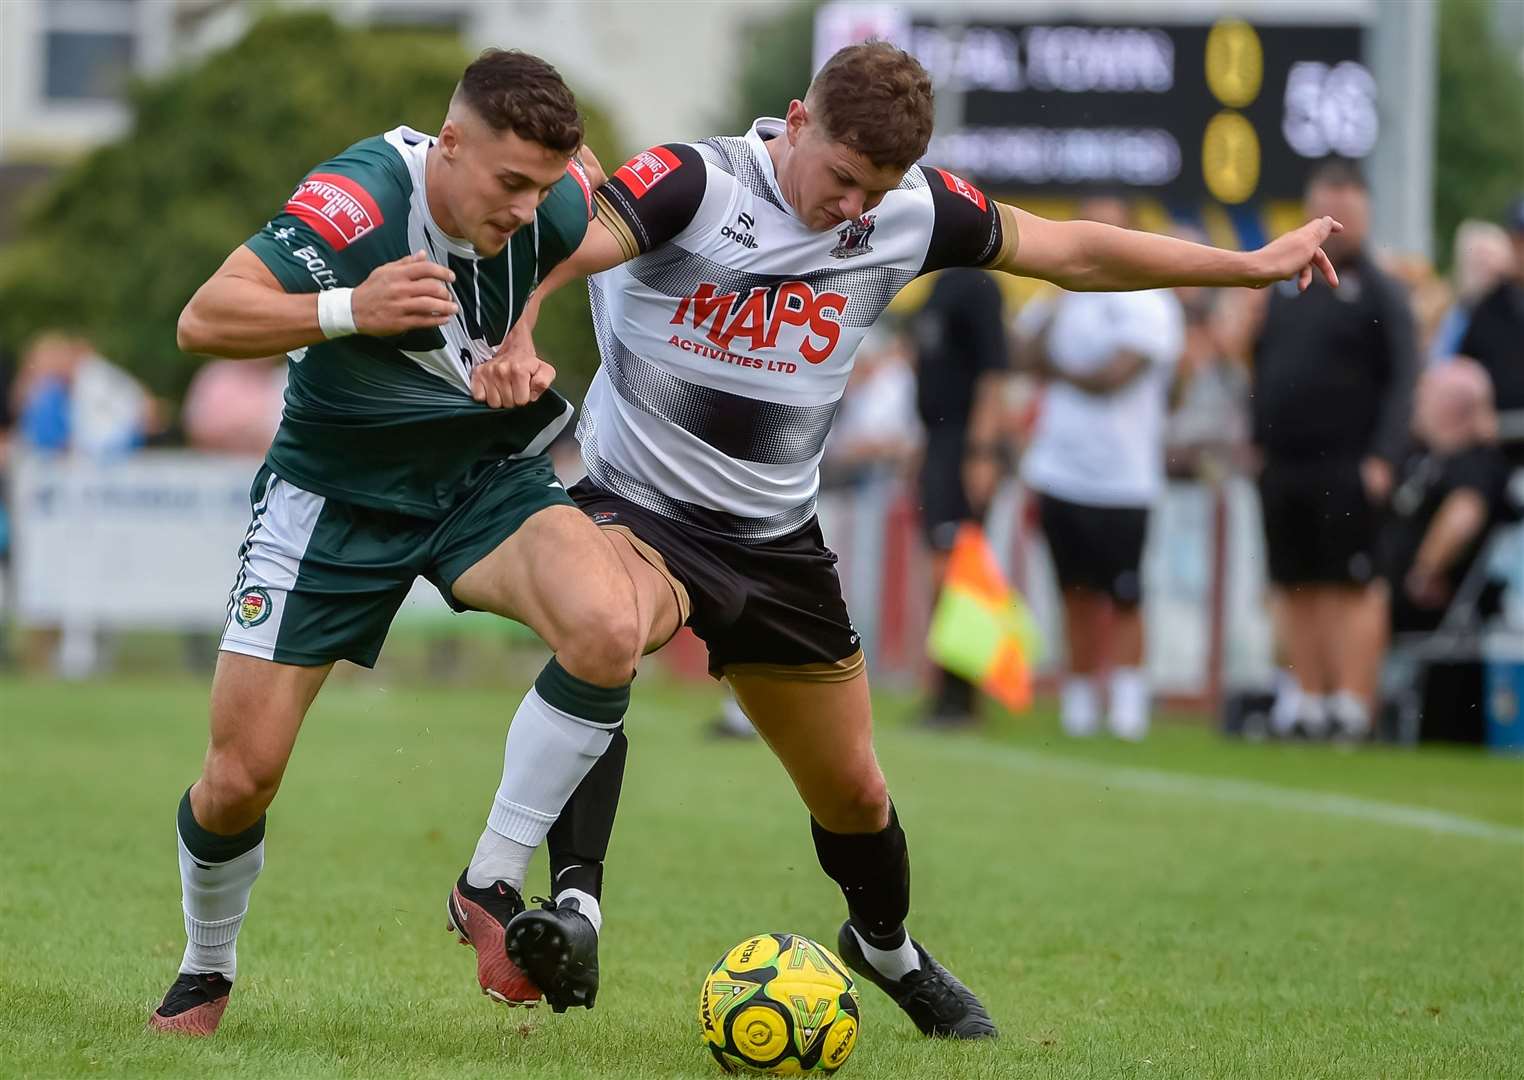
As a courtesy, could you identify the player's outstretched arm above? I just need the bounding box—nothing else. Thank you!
[177,248,458,359]
[992,204,1342,293]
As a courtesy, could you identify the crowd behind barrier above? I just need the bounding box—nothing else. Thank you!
[2,198,1521,751]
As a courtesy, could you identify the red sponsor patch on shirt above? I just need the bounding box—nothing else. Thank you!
[934,168,988,213]
[614,147,682,198]
[285,172,383,250]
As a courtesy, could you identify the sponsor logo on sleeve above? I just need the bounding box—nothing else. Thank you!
[614,147,683,198]
[933,168,988,212]
[285,172,384,250]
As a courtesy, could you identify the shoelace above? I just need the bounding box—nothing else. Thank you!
[164,973,228,1010]
[898,966,965,1022]
[470,879,523,918]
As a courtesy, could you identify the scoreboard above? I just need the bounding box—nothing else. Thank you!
[814,5,1377,206]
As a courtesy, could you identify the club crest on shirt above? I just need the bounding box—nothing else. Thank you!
[234,587,273,628]
[830,214,876,259]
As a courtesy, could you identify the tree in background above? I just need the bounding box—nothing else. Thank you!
[0,11,618,406]
[1434,0,1524,264]
[723,1,819,134]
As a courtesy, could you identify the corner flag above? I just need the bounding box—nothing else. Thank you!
[926,524,1042,711]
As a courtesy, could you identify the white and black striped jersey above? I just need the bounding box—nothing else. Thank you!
[580,117,1004,541]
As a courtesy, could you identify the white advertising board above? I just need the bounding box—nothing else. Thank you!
[11,451,260,629]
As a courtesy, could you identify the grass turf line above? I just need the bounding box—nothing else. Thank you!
[2,675,1520,1079]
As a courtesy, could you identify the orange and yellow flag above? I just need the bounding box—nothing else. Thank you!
[926,524,1043,712]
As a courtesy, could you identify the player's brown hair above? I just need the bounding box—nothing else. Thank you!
[457,49,584,154]
[806,41,934,171]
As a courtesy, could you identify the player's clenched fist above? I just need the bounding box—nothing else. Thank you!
[471,322,556,408]
[351,250,459,335]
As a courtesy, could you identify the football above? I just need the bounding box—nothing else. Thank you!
[698,932,861,1075]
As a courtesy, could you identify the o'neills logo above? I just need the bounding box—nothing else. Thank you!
[669,281,847,364]
[285,172,383,250]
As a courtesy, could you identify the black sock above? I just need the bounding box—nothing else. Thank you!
[547,729,628,901]
[811,802,910,949]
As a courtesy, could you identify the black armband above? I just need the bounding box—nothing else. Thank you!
[593,143,707,260]
[920,166,1003,274]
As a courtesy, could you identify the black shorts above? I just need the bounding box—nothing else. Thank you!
[569,480,864,681]
[918,429,975,551]
[1258,457,1377,586]
[1036,492,1149,606]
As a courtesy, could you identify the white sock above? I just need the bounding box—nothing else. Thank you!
[1107,667,1150,741]
[467,828,536,891]
[468,686,617,890]
[1270,671,1302,737]
[849,925,920,982]
[1301,695,1331,736]
[554,887,603,935]
[177,832,264,981]
[1060,676,1100,737]
[719,694,755,736]
[1330,690,1371,736]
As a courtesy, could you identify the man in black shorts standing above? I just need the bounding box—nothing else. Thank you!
[1238,160,1419,739]
[1020,197,1185,741]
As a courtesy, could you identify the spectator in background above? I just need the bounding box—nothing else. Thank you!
[1019,196,1185,741]
[1458,197,1524,463]
[181,356,286,456]
[0,345,15,572]
[1380,252,1452,363]
[0,345,15,449]
[820,326,920,490]
[11,332,155,457]
[1383,359,1511,635]
[1432,219,1516,363]
[912,266,1009,728]
[1166,255,1250,479]
[1232,160,1419,740]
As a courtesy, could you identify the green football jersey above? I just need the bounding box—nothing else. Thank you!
[244,125,592,518]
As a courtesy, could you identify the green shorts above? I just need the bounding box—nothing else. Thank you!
[219,457,572,668]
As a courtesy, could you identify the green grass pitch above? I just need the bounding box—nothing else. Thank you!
[2,673,1521,1079]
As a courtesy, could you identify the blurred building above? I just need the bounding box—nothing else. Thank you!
[0,0,776,242]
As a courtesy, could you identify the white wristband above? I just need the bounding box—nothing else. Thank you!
[317,287,357,339]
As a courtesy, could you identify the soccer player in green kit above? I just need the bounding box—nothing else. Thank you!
[150,50,632,1033]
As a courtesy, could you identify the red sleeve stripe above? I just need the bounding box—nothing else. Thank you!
[566,158,595,219]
